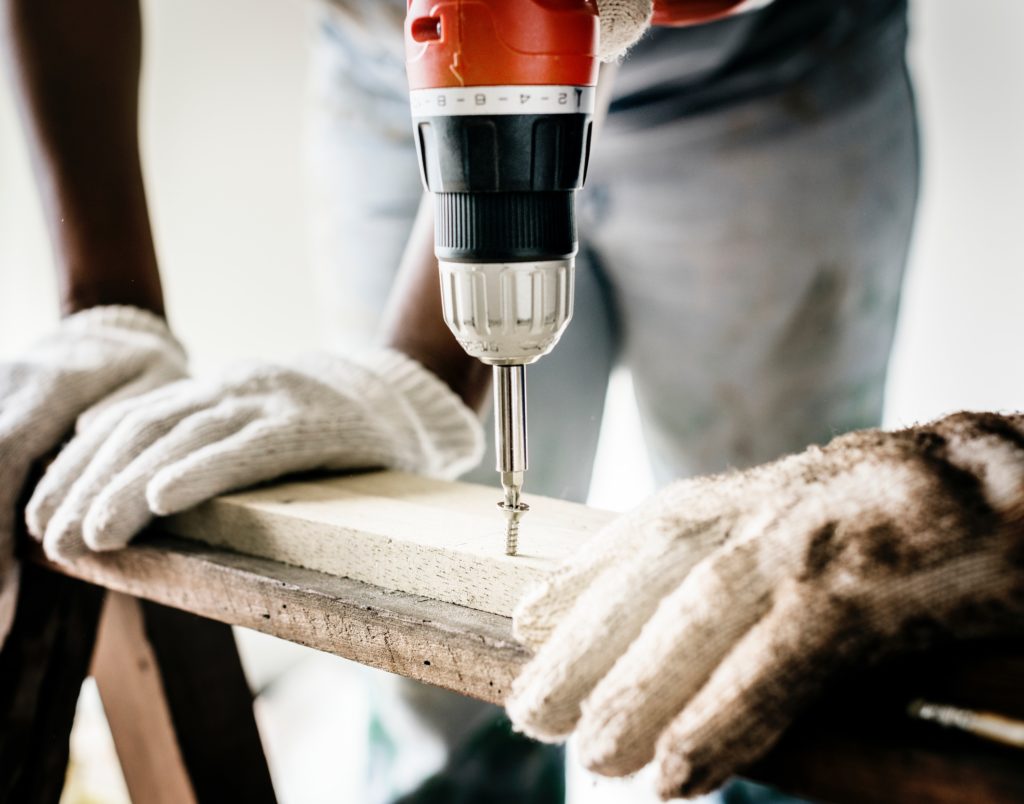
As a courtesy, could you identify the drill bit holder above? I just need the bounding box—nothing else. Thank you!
[438,259,575,365]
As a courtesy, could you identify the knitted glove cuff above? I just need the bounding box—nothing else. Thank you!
[61,305,185,358]
[350,349,485,479]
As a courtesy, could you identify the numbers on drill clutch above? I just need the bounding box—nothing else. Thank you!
[408,86,596,117]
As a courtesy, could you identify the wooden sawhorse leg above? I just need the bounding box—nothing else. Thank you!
[0,562,105,804]
[92,591,277,804]
[0,564,277,803]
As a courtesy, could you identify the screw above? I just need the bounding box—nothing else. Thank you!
[499,500,529,556]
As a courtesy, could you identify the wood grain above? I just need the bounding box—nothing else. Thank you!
[92,592,277,804]
[30,535,528,704]
[92,593,198,804]
[164,471,611,617]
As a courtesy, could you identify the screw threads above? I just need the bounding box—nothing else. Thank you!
[505,517,520,556]
[499,500,529,557]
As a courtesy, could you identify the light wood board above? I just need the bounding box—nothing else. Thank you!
[163,471,614,617]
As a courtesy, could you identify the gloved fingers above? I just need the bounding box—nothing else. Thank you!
[654,588,865,800]
[147,419,338,516]
[76,362,187,434]
[514,513,649,651]
[507,518,730,742]
[515,477,724,651]
[25,398,134,541]
[572,529,776,777]
[82,402,263,551]
[26,382,186,541]
[37,386,215,563]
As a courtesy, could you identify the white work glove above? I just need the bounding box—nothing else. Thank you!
[507,411,1024,799]
[27,349,484,562]
[597,0,654,61]
[0,306,185,642]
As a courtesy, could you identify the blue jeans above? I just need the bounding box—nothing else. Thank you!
[307,3,918,801]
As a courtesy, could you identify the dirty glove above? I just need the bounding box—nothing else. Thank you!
[507,411,1024,799]
[27,349,483,562]
[0,306,185,641]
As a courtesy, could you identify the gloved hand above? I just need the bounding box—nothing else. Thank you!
[27,349,484,562]
[0,306,186,641]
[507,411,1024,799]
[597,0,653,61]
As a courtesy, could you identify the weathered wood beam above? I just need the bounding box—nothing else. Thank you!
[29,536,527,703]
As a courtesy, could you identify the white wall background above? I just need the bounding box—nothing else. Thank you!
[1,2,1022,803]
[0,0,320,365]
[884,2,1024,422]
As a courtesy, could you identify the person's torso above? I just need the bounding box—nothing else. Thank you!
[610,0,908,120]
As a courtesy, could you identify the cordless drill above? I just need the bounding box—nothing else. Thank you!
[404,0,750,555]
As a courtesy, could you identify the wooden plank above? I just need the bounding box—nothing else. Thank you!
[0,562,105,804]
[164,471,611,617]
[92,592,198,804]
[29,536,527,704]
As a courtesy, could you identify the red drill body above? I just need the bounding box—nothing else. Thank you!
[406,0,600,90]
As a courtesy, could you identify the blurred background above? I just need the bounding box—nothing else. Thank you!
[1,0,1022,802]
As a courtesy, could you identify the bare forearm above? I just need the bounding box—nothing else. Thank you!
[1,0,164,317]
[382,195,491,410]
